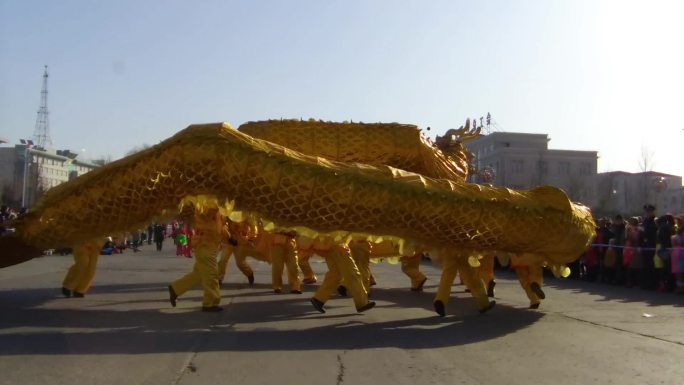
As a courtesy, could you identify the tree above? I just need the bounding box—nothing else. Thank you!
[638,145,655,172]
[638,145,656,207]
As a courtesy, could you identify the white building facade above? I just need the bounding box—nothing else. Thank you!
[462,131,683,217]
[464,132,598,204]
[592,171,683,217]
[0,144,100,208]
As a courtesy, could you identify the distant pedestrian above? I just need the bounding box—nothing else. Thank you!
[153,223,165,251]
[147,224,154,245]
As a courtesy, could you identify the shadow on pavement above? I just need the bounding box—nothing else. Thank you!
[541,275,684,308]
[488,268,684,308]
[0,283,543,355]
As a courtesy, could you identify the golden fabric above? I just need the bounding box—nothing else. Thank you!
[4,122,594,274]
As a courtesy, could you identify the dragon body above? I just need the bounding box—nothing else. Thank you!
[2,122,594,273]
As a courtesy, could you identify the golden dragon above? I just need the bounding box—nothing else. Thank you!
[2,120,594,277]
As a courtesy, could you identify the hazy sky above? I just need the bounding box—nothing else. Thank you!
[1,0,682,178]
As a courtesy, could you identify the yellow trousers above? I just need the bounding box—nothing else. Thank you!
[435,255,490,311]
[313,245,369,309]
[477,254,496,287]
[401,253,427,289]
[270,238,301,292]
[298,251,317,283]
[171,246,221,307]
[170,208,223,308]
[62,241,100,294]
[349,241,372,291]
[514,264,544,305]
[217,244,254,282]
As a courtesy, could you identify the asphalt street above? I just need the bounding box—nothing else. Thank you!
[1,243,682,385]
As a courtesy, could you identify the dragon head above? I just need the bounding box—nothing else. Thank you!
[434,119,482,177]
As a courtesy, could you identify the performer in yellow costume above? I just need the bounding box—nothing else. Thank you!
[401,252,428,292]
[297,248,318,284]
[267,230,302,294]
[217,217,302,293]
[336,240,426,295]
[310,237,375,313]
[476,252,498,298]
[61,240,101,297]
[348,240,373,291]
[217,219,255,285]
[433,250,494,316]
[510,254,546,309]
[168,200,226,312]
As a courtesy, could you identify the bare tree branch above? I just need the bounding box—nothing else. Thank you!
[638,145,655,172]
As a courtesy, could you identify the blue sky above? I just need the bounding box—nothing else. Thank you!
[1,0,682,178]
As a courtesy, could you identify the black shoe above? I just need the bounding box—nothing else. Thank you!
[168,285,177,307]
[201,306,223,312]
[290,289,303,294]
[479,300,496,314]
[61,287,72,298]
[464,288,471,293]
[310,297,325,313]
[434,300,446,317]
[72,291,85,298]
[337,285,347,297]
[486,280,496,298]
[529,302,540,309]
[273,288,282,294]
[356,301,376,313]
[530,282,546,299]
[248,275,255,285]
[411,277,428,292]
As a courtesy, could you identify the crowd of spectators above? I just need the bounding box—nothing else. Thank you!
[569,204,684,294]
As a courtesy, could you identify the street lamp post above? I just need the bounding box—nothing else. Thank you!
[20,139,34,209]
[652,176,668,210]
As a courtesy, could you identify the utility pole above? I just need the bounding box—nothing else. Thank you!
[23,66,51,208]
[32,65,52,149]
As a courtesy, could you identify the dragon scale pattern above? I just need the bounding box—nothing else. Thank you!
[2,122,595,271]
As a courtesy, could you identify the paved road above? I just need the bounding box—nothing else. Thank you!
[1,244,683,385]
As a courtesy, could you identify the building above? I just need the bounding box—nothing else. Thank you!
[464,131,598,204]
[0,144,100,208]
[591,171,683,217]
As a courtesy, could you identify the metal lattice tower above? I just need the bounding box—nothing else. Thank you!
[32,65,52,149]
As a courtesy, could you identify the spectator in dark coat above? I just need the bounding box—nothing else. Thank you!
[639,204,658,289]
[153,223,166,251]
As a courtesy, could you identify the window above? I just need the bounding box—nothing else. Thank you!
[558,162,570,175]
[538,161,548,175]
[511,160,524,174]
[579,162,592,176]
